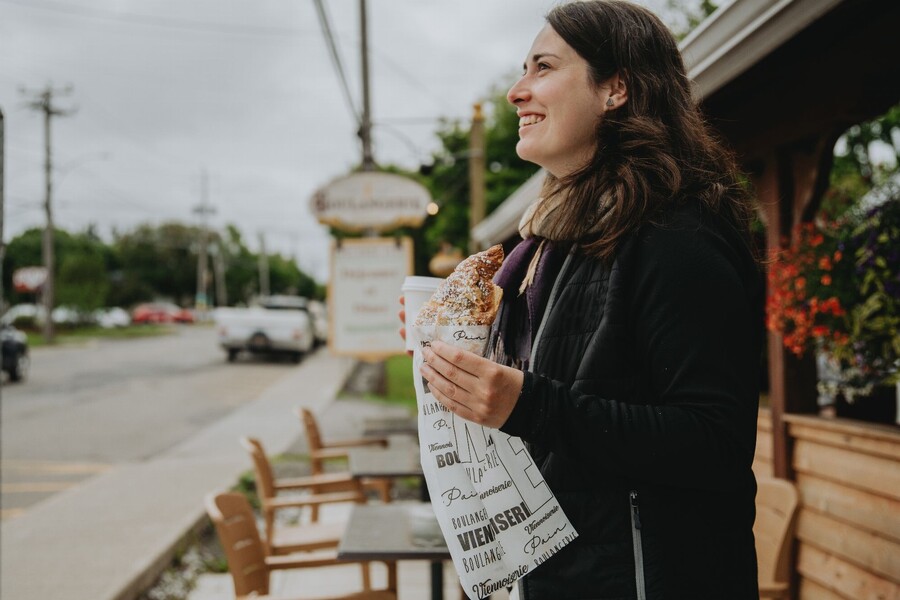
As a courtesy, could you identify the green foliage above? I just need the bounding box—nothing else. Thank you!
[232,470,261,510]
[220,225,258,304]
[360,354,418,413]
[57,251,109,312]
[2,220,323,314]
[840,197,900,388]
[835,103,900,183]
[825,103,900,220]
[410,86,538,271]
[113,222,198,307]
[268,253,318,298]
[665,0,720,39]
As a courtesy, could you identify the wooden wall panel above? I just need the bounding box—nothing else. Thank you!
[759,411,900,598]
[793,439,900,500]
[797,474,900,542]
[788,420,900,461]
[797,544,900,600]
[797,509,900,583]
[799,578,851,600]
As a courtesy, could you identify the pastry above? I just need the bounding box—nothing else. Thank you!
[414,244,504,327]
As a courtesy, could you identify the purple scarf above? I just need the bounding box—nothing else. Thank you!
[490,238,566,369]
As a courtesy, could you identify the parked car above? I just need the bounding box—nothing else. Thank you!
[307,300,329,347]
[213,295,315,363]
[1,303,43,328]
[131,302,194,324]
[1,323,29,382]
[93,307,132,328]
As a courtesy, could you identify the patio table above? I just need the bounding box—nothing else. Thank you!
[338,503,453,600]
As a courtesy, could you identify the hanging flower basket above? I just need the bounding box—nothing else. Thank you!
[767,198,900,415]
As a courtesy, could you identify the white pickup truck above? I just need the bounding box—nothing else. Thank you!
[213,295,318,363]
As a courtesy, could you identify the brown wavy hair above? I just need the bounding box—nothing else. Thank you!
[537,0,755,261]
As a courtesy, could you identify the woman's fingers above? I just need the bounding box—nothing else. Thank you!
[420,340,523,428]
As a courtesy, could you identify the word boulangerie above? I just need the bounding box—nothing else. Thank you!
[412,245,577,600]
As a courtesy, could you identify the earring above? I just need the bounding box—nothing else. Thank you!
[606,98,615,107]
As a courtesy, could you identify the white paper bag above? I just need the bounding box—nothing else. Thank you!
[412,324,577,600]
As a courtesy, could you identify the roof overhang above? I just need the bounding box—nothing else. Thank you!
[681,0,845,98]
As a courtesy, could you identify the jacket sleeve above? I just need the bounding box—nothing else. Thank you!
[500,222,761,491]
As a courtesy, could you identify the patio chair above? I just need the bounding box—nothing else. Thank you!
[296,407,393,511]
[241,437,366,550]
[205,491,397,600]
[754,477,799,599]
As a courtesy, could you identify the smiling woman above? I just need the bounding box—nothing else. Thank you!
[413,2,763,599]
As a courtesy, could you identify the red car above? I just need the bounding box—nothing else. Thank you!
[131,302,194,324]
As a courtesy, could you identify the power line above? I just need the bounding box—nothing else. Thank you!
[311,0,361,129]
[0,0,314,37]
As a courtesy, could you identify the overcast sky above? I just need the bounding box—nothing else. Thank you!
[1,0,692,282]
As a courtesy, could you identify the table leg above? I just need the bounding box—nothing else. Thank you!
[430,560,444,600]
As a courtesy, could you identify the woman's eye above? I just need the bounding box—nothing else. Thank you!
[537,62,550,71]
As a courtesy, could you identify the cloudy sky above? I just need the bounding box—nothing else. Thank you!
[1,0,689,282]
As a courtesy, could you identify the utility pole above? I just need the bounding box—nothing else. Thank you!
[359,0,375,171]
[213,242,228,307]
[22,85,75,343]
[1,107,6,310]
[193,169,215,314]
[468,102,486,253]
[258,232,270,297]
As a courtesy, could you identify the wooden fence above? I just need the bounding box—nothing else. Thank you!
[753,409,900,599]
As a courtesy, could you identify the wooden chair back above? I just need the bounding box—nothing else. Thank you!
[298,407,326,472]
[205,492,270,597]
[241,437,277,501]
[754,477,799,599]
[240,436,278,541]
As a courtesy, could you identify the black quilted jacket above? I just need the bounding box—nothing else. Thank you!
[500,200,762,600]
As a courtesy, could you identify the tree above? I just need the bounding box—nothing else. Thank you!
[112,222,199,307]
[410,86,539,272]
[3,227,113,309]
[57,251,109,312]
[219,225,258,305]
[823,102,900,220]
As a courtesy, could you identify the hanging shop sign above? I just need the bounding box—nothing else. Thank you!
[329,236,412,359]
[310,171,432,232]
[12,266,48,293]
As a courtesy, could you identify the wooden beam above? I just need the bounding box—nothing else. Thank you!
[750,130,837,479]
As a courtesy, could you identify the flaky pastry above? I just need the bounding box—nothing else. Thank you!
[414,244,504,327]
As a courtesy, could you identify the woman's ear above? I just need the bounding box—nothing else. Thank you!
[605,72,629,110]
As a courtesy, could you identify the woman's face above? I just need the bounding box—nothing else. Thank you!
[507,25,607,177]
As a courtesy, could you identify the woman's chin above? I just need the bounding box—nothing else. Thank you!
[515,142,542,168]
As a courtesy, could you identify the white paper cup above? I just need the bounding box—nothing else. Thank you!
[401,275,443,351]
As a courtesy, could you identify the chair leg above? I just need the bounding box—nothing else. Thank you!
[378,480,392,503]
[361,561,372,591]
[387,561,398,594]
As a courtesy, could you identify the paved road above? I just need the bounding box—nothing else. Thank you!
[0,326,310,519]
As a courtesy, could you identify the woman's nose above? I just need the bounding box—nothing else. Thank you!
[507,77,529,105]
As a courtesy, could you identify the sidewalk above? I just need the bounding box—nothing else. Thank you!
[0,350,355,600]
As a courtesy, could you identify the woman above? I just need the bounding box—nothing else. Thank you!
[409,1,762,598]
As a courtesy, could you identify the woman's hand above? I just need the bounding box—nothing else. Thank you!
[420,340,524,428]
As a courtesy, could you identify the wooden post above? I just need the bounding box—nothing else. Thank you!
[468,103,486,254]
[752,132,838,480]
